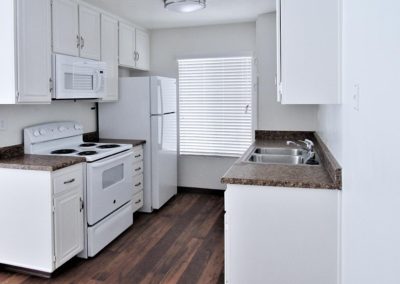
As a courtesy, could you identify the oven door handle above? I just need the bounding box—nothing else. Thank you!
[89,150,133,168]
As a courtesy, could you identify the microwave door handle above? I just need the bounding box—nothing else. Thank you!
[94,70,103,92]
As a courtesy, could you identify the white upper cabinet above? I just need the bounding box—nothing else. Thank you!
[0,0,52,104]
[79,4,101,60]
[119,22,136,68]
[119,22,150,71]
[52,0,100,60]
[52,0,80,57]
[135,29,150,71]
[277,0,341,104]
[101,14,119,101]
[17,0,52,103]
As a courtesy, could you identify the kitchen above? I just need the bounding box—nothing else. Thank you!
[0,0,399,284]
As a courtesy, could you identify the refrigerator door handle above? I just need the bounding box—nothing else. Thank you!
[157,115,164,149]
[157,79,164,115]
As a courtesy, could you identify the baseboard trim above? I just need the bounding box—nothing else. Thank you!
[178,186,225,196]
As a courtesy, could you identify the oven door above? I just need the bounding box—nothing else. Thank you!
[53,54,106,100]
[86,150,133,226]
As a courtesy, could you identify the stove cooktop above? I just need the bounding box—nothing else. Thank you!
[41,142,132,162]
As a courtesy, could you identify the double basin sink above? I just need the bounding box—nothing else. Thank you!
[246,147,319,166]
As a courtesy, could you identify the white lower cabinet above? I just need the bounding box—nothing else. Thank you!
[132,145,144,213]
[0,163,84,273]
[53,165,84,268]
[225,184,340,284]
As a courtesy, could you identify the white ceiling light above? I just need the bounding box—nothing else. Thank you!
[164,0,206,13]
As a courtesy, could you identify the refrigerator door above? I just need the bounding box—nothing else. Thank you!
[151,77,177,115]
[151,112,177,209]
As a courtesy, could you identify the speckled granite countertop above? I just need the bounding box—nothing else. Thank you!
[0,154,85,171]
[97,138,146,147]
[221,131,342,190]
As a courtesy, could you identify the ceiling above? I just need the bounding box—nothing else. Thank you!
[83,0,276,30]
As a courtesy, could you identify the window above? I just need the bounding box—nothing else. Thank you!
[178,56,253,157]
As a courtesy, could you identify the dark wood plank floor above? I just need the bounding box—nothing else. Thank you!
[0,192,225,284]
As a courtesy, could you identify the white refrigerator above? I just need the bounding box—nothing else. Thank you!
[99,76,177,213]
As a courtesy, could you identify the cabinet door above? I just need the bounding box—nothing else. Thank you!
[278,0,340,104]
[54,187,83,268]
[101,14,119,101]
[79,5,101,60]
[119,22,135,68]
[16,0,52,103]
[135,29,150,71]
[52,0,79,57]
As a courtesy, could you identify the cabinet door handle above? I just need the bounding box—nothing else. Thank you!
[80,36,84,49]
[80,197,84,212]
[135,199,142,204]
[76,35,80,48]
[137,52,140,62]
[134,154,141,158]
[135,182,142,187]
[134,167,142,172]
[49,78,53,93]
[64,178,75,184]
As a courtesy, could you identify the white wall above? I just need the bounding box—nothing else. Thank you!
[0,101,96,147]
[318,1,400,283]
[151,23,257,190]
[256,13,318,131]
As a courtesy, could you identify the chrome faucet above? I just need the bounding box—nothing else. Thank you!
[287,139,315,163]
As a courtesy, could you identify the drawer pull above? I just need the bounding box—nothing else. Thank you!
[134,154,142,158]
[135,199,142,204]
[135,182,142,187]
[64,178,75,185]
[135,167,142,172]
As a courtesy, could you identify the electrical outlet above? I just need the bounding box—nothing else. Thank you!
[0,120,6,131]
[353,84,360,111]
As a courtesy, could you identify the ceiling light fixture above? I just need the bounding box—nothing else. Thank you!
[164,0,206,13]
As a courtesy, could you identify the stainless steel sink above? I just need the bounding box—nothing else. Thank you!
[248,154,304,165]
[253,147,304,156]
[245,147,319,166]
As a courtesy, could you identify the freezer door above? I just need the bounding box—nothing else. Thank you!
[151,77,176,115]
[151,113,177,209]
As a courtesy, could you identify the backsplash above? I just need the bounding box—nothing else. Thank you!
[0,101,97,147]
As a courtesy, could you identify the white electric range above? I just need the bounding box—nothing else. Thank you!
[24,121,135,258]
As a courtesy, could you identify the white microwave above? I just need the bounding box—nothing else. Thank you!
[53,54,107,100]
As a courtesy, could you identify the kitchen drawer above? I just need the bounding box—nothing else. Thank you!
[133,174,144,194]
[133,160,143,177]
[132,146,143,163]
[53,164,83,195]
[132,190,143,213]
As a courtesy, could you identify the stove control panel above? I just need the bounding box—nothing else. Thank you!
[24,122,84,150]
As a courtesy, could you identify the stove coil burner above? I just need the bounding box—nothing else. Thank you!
[51,149,77,155]
[78,151,98,156]
[97,144,121,149]
[80,143,97,147]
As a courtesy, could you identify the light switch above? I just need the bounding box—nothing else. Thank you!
[353,84,360,111]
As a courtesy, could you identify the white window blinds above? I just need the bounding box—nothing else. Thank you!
[178,56,253,157]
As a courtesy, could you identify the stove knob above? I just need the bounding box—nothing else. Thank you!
[33,130,40,137]
[74,124,82,130]
[39,129,47,136]
[58,126,66,132]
